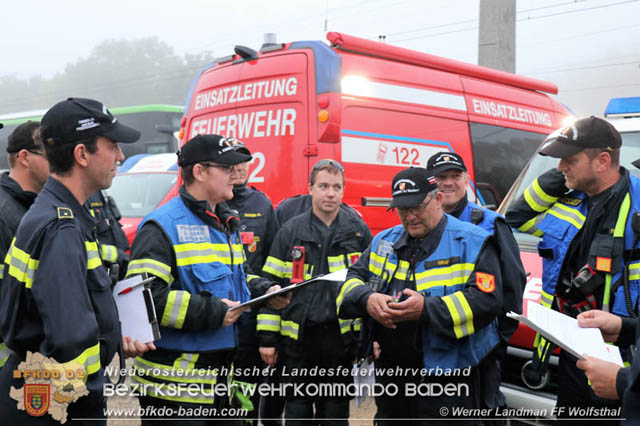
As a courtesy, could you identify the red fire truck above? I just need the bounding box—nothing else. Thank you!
[178,32,572,236]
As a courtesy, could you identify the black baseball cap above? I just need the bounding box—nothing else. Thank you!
[231,139,251,157]
[41,97,141,145]
[177,134,251,167]
[388,167,438,210]
[7,121,41,153]
[538,116,621,158]
[426,151,467,176]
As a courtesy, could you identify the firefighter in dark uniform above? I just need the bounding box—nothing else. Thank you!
[126,134,289,425]
[0,121,49,368]
[505,117,639,423]
[276,193,361,227]
[257,159,372,425]
[426,152,525,398]
[85,190,130,280]
[577,309,640,423]
[0,97,150,424]
[338,167,503,425]
[224,141,280,424]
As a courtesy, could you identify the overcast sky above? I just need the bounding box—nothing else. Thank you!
[2,0,639,116]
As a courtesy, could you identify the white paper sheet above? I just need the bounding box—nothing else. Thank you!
[112,275,159,344]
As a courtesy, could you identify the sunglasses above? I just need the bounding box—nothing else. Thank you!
[312,159,344,173]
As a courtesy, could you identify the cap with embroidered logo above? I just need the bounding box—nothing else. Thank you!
[41,97,141,145]
[177,134,251,167]
[538,116,621,158]
[388,167,438,211]
[426,151,467,176]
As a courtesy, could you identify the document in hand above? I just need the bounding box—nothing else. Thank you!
[228,268,349,311]
[507,301,623,366]
[112,274,161,344]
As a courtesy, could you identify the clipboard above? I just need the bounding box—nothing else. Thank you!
[229,269,348,311]
[113,273,161,343]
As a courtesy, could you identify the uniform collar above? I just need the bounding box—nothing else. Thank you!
[448,194,468,219]
[0,172,38,208]
[43,176,96,229]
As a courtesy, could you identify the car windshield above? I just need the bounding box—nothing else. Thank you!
[106,172,177,218]
[499,131,640,250]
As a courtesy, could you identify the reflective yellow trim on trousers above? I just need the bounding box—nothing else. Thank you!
[85,241,102,270]
[68,342,101,376]
[161,290,191,329]
[133,356,217,384]
[415,263,474,292]
[99,244,118,263]
[336,278,365,315]
[524,178,558,213]
[257,314,281,332]
[127,258,174,285]
[5,238,39,289]
[547,203,586,230]
[174,242,244,266]
[442,291,474,339]
[280,320,300,340]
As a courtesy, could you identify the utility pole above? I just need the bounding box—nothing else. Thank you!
[478,0,516,73]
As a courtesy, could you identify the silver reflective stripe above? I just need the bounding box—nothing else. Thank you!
[281,323,299,339]
[0,264,3,279]
[177,353,197,370]
[175,247,228,261]
[416,268,470,290]
[0,343,10,366]
[328,258,346,271]
[257,319,280,328]
[450,294,472,337]
[525,185,554,210]
[86,246,101,262]
[540,292,553,307]
[6,249,36,281]
[263,259,291,276]
[549,204,585,228]
[166,291,188,328]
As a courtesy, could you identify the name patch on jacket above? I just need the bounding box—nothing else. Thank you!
[424,256,460,269]
[559,197,582,207]
[176,224,210,243]
[378,240,394,257]
[476,272,495,293]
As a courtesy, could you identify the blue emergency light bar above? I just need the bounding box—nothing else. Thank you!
[604,97,640,117]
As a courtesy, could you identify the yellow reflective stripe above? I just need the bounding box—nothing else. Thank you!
[174,242,243,266]
[263,256,292,279]
[524,178,558,213]
[0,264,4,280]
[442,292,475,339]
[415,263,475,292]
[629,262,640,281]
[518,214,545,237]
[246,274,259,283]
[327,255,346,272]
[85,241,102,270]
[68,342,101,376]
[336,278,365,315]
[133,356,217,384]
[257,314,281,332]
[161,290,191,329]
[99,244,118,263]
[540,290,554,308]
[547,203,585,229]
[173,353,200,370]
[339,318,361,334]
[0,343,10,368]
[369,253,407,280]
[5,239,39,289]
[127,258,174,285]
[280,320,300,340]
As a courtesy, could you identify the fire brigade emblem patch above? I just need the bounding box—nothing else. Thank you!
[476,272,495,293]
[25,384,50,417]
[349,254,360,265]
[596,256,612,272]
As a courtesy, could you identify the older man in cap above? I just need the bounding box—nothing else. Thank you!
[506,116,639,422]
[338,167,503,424]
[126,134,289,424]
[0,98,151,424]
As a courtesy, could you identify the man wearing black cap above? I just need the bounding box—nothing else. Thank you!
[426,152,525,379]
[0,97,152,423]
[126,134,288,424]
[0,121,49,369]
[506,116,639,422]
[338,167,503,424]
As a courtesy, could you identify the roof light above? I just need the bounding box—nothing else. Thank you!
[605,97,640,118]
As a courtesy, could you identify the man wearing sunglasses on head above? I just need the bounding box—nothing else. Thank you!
[126,134,289,424]
[337,167,503,425]
[258,158,372,424]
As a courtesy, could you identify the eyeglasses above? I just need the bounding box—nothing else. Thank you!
[27,149,44,156]
[201,162,235,174]
[397,194,435,216]
[312,159,344,173]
